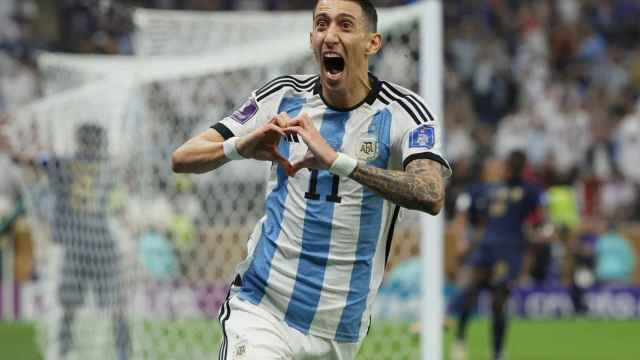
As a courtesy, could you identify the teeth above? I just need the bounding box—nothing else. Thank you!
[324,53,341,58]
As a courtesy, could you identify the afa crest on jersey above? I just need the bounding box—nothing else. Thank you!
[357,136,379,161]
[409,124,435,149]
[231,98,258,124]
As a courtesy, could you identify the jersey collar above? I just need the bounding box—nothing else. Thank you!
[313,72,382,112]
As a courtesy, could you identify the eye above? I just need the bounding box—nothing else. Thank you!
[316,19,328,30]
[341,20,354,30]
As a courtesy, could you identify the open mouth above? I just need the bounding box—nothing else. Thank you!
[323,53,345,80]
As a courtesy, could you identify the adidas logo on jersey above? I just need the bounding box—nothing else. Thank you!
[286,133,300,143]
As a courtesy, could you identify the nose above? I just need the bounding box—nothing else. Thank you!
[324,24,340,47]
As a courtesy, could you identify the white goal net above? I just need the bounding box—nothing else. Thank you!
[10,3,440,359]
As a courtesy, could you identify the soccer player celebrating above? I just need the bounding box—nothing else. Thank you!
[449,151,547,360]
[172,1,450,358]
[0,123,130,360]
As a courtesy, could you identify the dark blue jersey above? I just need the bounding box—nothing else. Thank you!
[40,154,115,247]
[464,179,545,248]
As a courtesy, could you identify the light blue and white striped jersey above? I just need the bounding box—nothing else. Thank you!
[213,74,451,342]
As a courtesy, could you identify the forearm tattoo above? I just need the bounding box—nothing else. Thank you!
[349,159,445,214]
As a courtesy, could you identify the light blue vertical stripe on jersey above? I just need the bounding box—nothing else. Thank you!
[367,108,392,169]
[284,109,349,333]
[239,97,306,305]
[336,108,392,342]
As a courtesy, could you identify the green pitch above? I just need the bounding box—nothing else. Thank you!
[1,319,639,359]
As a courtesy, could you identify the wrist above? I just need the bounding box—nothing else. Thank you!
[328,152,358,177]
[222,137,245,161]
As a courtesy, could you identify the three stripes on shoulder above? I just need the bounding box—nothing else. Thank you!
[255,75,434,125]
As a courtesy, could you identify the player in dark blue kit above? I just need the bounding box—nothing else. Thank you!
[1,123,130,360]
[450,150,547,360]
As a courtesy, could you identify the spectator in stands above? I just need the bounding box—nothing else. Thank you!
[58,0,132,54]
[470,38,518,126]
[595,223,637,285]
[58,0,97,53]
[0,48,39,112]
[617,102,640,184]
[0,0,40,114]
[581,113,620,216]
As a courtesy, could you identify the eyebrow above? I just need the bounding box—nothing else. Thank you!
[314,12,357,22]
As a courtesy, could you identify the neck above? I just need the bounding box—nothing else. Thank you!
[322,71,371,110]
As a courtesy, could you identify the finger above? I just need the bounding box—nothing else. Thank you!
[284,126,305,136]
[299,113,312,125]
[291,113,312,128]
[269,115,287,130]
[276,157,293,173]
[273,156,293,175]
[289,160,312,175]
[286,118,303,128]
[265,124,286,136]
[288,161,306,176]
[286,166,297,177]
[275,112,290,128]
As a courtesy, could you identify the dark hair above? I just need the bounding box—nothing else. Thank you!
[314,0,378,32]
[76,123,106,150]
[506,150,527,179]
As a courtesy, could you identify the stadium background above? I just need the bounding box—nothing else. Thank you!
[1,0,640,359]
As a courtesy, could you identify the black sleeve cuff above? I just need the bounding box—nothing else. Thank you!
[211,122,235,140]
[403,152,450,171]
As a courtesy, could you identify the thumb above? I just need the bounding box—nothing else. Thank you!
[288,162,306,177]
[289,157,317,176]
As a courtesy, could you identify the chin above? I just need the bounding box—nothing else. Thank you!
[323,78,342,90]
[321,71,347,90]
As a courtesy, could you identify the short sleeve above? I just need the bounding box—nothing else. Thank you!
[400,121,452,177]
[382,83,452,177]
[212,89,280,140]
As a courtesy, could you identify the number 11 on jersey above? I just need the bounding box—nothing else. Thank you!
[305,170,341,203]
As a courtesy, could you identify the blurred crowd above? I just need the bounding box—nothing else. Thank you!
[441,0,640,287]
[1,0,639,288]
[0,1,40,114]
[443,0,640,219]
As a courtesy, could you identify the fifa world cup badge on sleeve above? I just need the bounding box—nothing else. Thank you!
[231,98,259,124]
[409,124,435,149]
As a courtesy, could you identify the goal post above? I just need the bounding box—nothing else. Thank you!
[11,2,446,359]
[420,2,445,360]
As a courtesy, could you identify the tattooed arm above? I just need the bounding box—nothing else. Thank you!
[349,159,445,215]
[283,114,446,214]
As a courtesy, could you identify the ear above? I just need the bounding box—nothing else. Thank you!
[366,32,382,56]
[309,32,313,50]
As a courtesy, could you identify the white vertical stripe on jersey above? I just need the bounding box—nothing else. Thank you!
[309,169,365,337]
[256,173,307,321]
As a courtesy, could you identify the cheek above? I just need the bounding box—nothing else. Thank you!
[346,38,367,57]
[312,35,325,50]
[346,43,367,61]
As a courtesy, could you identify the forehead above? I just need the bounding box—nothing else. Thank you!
[315,0,363,19]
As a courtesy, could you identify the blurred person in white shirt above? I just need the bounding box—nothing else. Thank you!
[616,103,640,184]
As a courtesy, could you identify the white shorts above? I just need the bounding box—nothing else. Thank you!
[217,294,363,360]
